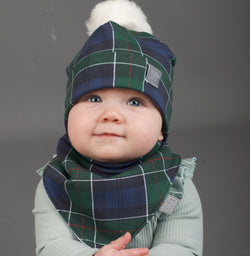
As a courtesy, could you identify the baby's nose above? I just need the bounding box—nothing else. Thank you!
[101,108,124,123]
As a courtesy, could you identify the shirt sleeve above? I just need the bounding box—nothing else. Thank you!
[149,177,203,256]
[33,179,98,256]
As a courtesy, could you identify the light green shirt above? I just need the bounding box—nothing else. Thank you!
[33,158,203,256]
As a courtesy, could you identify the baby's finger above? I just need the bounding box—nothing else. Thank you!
[110,232,131,250]
[121,247,149,256]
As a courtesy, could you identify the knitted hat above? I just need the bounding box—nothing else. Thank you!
[64,0,176,139]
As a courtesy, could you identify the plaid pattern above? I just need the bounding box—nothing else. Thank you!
[64,21,176,135]
[43,140,181,248]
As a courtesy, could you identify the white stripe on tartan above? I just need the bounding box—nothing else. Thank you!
[138,165,149,222]
[114,49,173,84]
[74,47,172,84]
[73,61,145,84]
[47,163,68,179]
[142,58,149,92]
[63,158,78,174]
[62,159,76,164]
[70,50,83,105]
[46,163,74,223]
[113,51,117,88]
[62,148,74,169]
[57,209,155,221]
[158,151,165,171]
[75,48,144,66]
[158,150,172,184]
[132,35,143,56]
[62,158,78,169]
[89,163,93,172]
[110,22,115,52]
[90,172,97,247]
[81,238,105,246]
[64,181,73,224]
[164,85,172,122]
[70,168,173,182]
[154,77,172,115]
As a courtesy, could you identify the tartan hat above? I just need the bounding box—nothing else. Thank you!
[64,21,176,138]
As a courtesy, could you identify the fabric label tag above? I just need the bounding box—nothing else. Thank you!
[145,64,162,88]
[159,194,179,215]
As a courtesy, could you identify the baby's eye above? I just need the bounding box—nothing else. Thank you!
[128,98,141,107]
[88,95,101,103]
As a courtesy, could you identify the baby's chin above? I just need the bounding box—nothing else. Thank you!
[82,145,155,164]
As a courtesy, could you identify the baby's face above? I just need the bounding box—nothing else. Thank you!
[68,88,163,163]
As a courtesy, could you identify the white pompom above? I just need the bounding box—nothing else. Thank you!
[85,0,153,36]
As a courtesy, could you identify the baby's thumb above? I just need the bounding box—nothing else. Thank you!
[110,232,131,250]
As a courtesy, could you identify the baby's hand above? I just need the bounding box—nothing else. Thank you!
[94,232,149,256]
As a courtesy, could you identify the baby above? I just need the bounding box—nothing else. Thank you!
[33,1,203,256]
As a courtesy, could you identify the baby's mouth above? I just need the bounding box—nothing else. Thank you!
[94,132,124,138]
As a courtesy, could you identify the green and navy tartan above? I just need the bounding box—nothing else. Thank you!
[43,139,181,248]
[64,21,176,136]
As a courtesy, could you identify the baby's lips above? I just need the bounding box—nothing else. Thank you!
[94,132,124,137]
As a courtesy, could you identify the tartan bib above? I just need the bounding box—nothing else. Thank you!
[43,137,180,248]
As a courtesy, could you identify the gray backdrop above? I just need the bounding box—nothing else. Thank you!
[1,0,249,255]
